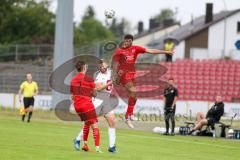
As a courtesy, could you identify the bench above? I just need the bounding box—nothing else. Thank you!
[184,121,195,127]
[212,113,237,137]
[183,113,237,137]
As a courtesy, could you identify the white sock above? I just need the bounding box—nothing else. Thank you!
[76,129,83,141]
[108,127,116,148]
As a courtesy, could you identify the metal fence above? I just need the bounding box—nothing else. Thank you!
[0,63,51,93]
[0,42,116,62]
[0,43,117,93]
[0,44,53,62]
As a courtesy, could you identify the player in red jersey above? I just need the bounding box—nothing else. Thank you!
[112,34,174,128]
[70,61,112,153]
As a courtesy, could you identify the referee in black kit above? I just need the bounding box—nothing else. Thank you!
[163,78,178,135]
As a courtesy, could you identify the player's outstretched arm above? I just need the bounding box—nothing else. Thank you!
[95,81,113,91]
[145,49,174,55]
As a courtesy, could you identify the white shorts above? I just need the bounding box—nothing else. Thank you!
[93,93,114,116]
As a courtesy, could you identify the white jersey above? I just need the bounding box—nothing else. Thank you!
[92,69,113,115]
[94,69,112,95]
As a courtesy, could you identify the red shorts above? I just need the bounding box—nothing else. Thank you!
[119,72,135,85]
[74,102,98,124]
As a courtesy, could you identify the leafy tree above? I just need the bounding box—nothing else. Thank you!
[82,5,95,20]
[74,6,114,45]
[0,0,55,44]
[153,8,175,23]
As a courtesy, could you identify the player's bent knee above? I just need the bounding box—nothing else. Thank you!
[109,121,115,128]
[105,115,115,128]
[200,119,207,125]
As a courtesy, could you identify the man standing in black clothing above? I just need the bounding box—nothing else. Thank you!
[163,78,178,135]
[189,95,224,135]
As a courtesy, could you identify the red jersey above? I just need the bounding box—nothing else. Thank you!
[70,72,95,103]
[113,45,146,72]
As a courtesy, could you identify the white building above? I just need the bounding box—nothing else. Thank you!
[136,3,240,60]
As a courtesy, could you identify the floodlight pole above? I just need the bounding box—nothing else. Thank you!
[52,0,74,108]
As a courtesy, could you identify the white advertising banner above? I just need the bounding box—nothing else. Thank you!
[0,93,15,108]
[0,93,239,118]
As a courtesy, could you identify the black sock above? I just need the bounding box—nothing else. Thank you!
[171,118,175,133]
[165,120,169,133]
[22,115,25,121]
[188,129,195,135]
[28,112,33,122]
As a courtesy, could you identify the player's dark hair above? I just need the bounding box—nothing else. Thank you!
[75,61,86,72]
[124,34,133,41]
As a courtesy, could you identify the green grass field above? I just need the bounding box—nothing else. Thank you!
[0,111,240,160]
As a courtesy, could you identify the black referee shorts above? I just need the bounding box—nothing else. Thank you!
[23,97,34,109]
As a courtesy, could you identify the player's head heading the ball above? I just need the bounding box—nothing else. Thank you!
[75,61,88,72]
[123,34,133,48]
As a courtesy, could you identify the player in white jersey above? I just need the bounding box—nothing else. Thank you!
[74,60,117,153]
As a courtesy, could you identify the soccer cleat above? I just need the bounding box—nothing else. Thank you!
[108,145,117,153]
[170,132,175,136]
[82,143,89,151]
[124,118,134,129]
[163,132,169,135]
[95,148,103,153]
[73,139,80,151]
[129,115,138,121]
[188,130,195,135]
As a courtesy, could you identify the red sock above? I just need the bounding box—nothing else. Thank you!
[125,97,137,119]
[83,124,90,142]
[93,128,100,147]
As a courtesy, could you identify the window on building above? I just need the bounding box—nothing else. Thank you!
[237,22,240,33]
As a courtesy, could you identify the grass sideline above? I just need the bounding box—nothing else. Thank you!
[1,107,239,128]
[0,110,240,160]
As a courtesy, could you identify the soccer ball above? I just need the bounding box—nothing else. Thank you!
[104,9,115,19]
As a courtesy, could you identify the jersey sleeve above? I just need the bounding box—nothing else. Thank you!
[34,82,39,91]
[20,82,25,90]
[112,49,121,62]
[174,88,179,97]
[90,82,95,89]
[135,46,146,55]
